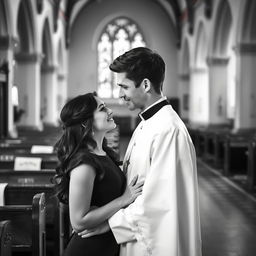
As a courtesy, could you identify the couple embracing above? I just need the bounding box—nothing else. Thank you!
[54,47,202,256]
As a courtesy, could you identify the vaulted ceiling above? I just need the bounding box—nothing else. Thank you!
[50,0,213,48]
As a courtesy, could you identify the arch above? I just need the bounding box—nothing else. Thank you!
[57,40,64,73]
[194,21,207,68]
[190,20,210,124]
[211,0,235,121]
[98,16,146,49]
[70,0,176,33]
[97,16,146,98]
[12,0,36,127]
[0,0,9,36]
[16,0,35,53]
[212,0,232,56]
[235,0,256,129]
[41,18,53,66]
[57,39,65,112]
[181,39,190,75]
[40,17,54,124]
[241,0,256,42]
[153,0,177,27]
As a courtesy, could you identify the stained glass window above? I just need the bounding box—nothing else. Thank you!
[97,17,146,98]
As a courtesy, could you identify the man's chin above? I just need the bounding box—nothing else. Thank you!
[125,101,136,110]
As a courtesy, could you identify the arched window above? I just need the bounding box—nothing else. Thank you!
[97,17,146,98]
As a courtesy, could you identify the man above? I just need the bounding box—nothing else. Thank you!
[80,47,202,256]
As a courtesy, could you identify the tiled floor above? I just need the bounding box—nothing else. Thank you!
[198,160,256,256]
[120,136,256,256]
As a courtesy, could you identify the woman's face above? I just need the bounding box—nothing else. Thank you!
[93,97,116,132]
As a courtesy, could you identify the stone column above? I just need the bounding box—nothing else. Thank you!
[189,68,209,125]
[15,53,42,129]
[57,73,67,114]
[41,65,58,126]
[178,74,190,121]
[0,36,18,137]
[234,43,256,130]
[207,57,229,125]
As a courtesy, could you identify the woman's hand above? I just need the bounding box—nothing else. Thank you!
[120,175,144,207]
[78,221,110,238]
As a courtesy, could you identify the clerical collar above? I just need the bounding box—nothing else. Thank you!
[139,97,169,121]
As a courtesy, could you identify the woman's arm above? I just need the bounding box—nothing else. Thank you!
[69,164,143,232]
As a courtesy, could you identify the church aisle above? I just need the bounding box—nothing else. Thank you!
[198,160,256,256]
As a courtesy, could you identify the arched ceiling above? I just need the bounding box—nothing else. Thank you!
[60,0,213,48]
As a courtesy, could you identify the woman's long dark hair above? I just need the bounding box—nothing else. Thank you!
[52,93,118,204]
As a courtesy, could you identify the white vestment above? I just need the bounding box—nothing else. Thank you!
[109,99,202,256]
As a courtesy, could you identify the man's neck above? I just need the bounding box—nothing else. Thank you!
[142,94,164,111]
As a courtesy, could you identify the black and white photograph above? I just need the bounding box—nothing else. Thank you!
[0,0,256,256]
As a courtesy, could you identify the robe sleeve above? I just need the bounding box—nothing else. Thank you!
[108,127,181,244]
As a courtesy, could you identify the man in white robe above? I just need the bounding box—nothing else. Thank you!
[109,98,202,256]
[80,47,202,256]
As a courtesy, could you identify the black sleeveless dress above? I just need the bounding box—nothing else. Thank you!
[63,153,126,256]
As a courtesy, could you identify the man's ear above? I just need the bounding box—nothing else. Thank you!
[143,79,151,92]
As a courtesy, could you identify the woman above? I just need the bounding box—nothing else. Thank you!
[53,93,143,256]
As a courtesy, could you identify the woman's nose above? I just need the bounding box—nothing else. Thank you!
[106,107,112,115]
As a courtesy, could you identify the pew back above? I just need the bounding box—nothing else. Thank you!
[0,220,12,256]
[0,154,57,169]
[0,170,55,185]
[0,193,46,256]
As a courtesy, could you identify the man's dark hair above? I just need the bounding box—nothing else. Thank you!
[109,47,165,94]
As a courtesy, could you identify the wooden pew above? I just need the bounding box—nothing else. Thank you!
[17,125,60,138]
[0,125,61,148]
[210,130,229,169]
[0,141,53,148]
[59,203,71,255]
[0,154,57,169]
[196,129,217,162]
[0,220,12,256]
[202,126,230,168]
[0,193,46,256]
[190,126,256,191]
[247,137,256,191]
[223,130,255,177]
[4,184,60,256]
[0,125,119,254]
[0,170,55,185]
[187,126,206,157]
[0,134,58,147]
[0,144,54,154]
[0,170,70,255]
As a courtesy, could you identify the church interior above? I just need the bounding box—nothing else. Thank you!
[0,0,256,255]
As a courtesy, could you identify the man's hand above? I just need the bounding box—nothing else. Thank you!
[78,221,110,238]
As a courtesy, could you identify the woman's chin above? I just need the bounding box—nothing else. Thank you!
[110,122,117,130]
[104,122,117,132]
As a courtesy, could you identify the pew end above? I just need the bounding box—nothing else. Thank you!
[0,220,12,256]
[0,192,46,256]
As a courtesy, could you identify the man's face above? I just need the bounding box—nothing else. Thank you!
[116,72,146,111]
